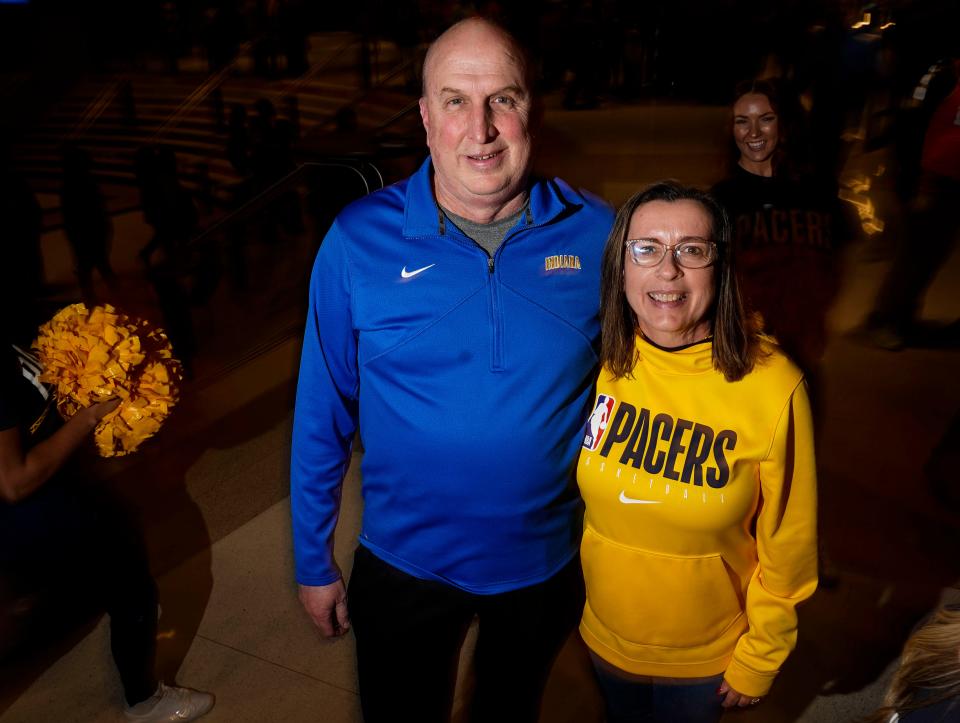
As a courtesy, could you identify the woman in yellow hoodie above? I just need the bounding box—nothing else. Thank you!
[578,181,818,722]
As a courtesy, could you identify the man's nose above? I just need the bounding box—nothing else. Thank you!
[468,104,496,143]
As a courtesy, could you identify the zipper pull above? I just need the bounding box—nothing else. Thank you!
[488,257,495,273]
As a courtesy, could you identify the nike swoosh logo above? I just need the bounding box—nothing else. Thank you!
[619,490,661,505]
[401,264,436,279]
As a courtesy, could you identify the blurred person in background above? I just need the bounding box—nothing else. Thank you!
[864,50,960,351]
[712,78,854,405]
[0,151,44,342]
[61,145,116,304]
[861,604,960,722]
[0,321,213,722]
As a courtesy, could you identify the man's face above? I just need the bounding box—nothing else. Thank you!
[419,25,535,221]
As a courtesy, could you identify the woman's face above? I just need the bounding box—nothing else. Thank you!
[623,199,717,348]
[733,92,779,176]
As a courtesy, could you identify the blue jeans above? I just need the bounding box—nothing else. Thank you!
[591,654,725,723]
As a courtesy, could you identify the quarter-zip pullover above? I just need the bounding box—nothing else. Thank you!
[291,158,613,593]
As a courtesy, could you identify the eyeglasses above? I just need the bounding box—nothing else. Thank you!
[624,239,717,269]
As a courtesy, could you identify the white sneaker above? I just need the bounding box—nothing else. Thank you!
[124,682,215,722]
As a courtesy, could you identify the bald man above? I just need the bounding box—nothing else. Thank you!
[291,18,613,722]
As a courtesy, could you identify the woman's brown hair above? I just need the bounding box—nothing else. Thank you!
[599,181,762,382]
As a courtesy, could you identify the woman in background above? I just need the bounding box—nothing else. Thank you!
[711,78,853,385]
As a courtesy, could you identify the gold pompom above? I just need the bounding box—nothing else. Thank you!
[33,303,183,457]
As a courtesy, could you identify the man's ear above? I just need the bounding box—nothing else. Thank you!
[419,97,430,134]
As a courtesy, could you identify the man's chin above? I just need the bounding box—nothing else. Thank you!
[463,181,514,199]
[461,172,528,199]
[434,172,528,218]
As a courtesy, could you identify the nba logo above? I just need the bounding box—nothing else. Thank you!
[583,394,615,451]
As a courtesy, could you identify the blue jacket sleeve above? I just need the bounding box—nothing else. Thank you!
[290,221,360,585]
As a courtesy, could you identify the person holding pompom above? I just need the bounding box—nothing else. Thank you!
[0,323,213,722]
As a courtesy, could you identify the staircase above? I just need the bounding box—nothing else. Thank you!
[9,32,422,201]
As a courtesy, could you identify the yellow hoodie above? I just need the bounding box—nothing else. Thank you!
[577,335,817,698]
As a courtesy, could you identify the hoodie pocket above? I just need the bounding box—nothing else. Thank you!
[581,526,745,649]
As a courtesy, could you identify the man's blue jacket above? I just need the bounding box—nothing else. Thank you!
[291,157,613,593]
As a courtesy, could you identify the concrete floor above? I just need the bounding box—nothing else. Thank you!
[1,99,959,723]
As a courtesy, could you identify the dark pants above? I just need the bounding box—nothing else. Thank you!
[0,479,158,706]
[591,654,724,723]
[347,546,585,723]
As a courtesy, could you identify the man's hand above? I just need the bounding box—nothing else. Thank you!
[299,580,350,638]
[718,679,762,709]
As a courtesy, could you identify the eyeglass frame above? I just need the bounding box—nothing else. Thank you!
[623,237,719,269]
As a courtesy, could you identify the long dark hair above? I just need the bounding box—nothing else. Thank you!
[599,181,762,382]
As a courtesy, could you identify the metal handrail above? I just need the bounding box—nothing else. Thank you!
[373,100,420,134]
[186,159,383,249]
[263,34,360,103]
[304,54,418,142]
[152,35,413,142]
[61,34,415,185]
[153,33,356,140]
[151,43,253,140]
[69,76,124,139]
[367,55,417,91]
